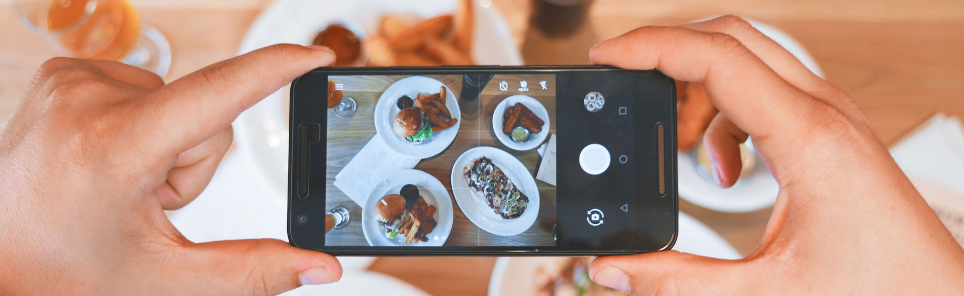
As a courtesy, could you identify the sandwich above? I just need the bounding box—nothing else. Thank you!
[393,108,433,144]
[375,194,406,238]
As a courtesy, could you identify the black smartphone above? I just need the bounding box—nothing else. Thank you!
[288,66,677,256]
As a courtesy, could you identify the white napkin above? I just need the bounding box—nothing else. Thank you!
[890,113,964,246]
[334,136,420,207]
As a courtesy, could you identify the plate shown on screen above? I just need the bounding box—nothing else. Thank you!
[233,0,523,196]
[450,147,540,236]
[373,76,461,159]
[491,95,550,151]
[362,169,454,246]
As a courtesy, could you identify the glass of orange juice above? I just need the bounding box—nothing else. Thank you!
[15,0,172,77]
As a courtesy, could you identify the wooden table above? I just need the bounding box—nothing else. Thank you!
[325,74,556,247]
[2,0,963,295]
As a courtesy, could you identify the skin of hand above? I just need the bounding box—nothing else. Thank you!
[588,16,964,295]
[0,44,342,295]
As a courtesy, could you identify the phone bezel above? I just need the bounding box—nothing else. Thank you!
[287,65,678,256]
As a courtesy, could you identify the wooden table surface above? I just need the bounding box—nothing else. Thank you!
[2,0,963,295]
[324,74,556,247]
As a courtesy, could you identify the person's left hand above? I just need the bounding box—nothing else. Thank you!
[0,44,341,295]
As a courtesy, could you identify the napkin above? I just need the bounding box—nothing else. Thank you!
[890,113,964,246]
[334,136,420,207]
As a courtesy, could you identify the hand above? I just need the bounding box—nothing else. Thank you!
[0,44,341,295]
[588,16,964,295]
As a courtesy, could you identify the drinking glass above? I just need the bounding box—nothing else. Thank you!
[15,0,172,76]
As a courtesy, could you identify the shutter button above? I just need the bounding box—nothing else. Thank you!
[579,144,611,175]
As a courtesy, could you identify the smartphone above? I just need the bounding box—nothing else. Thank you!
[288,66,677,256]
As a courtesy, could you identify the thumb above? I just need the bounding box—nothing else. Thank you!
[590,251,750,295]
[180,239,342,296]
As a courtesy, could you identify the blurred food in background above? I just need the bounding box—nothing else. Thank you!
[313,0,476,67]
[533,257,629,296]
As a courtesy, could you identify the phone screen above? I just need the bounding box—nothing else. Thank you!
[290,67,677,255]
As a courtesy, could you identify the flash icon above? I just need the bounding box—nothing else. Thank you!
[539,81,547,90]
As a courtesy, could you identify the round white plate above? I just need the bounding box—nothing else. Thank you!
[374,76,461,159]
[450,147,540,236]
[678,18,824,212]
[362,169,454,246]
[234,0,524,195]
[486,213,741,296]
[281,271,427,296]
[491,95,551,151]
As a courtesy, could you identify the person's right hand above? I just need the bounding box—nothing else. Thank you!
[589,16,964,295]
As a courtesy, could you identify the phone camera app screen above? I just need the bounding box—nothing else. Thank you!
[325,74,557,247]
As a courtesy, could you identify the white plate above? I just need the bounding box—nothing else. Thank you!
[678,18,824,212]
[234,0,524,195]
[486,213,741,296]
[362,169,454,246]
[374,76,461,159]
[450,147,540,236]
[491,95,551,151]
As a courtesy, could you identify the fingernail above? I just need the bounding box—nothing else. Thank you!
[592,266,631,292]
[299,266,336,286]
[712,164,724,187]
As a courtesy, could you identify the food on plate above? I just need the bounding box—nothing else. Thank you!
[394,108,432,143]
[312,24,362,67]
[534,257,629,296]
[400,184,420,206]
[366,0,475,67]
[503,103,545,135]
[511,126,530,142]
[392,86,457,143]
[375,194,407,238]
[374,188,438,244]
[398,196,438,244]
[397,95,414,109]
[676,81,718,152]
[327,79,343,108]
[463,157,529,219]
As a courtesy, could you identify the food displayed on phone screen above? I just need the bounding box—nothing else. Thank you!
[393,86,457,144]
[464,157,530,219]
[503,103,545,141]
[374,184,438,244]
[534,257,630,296]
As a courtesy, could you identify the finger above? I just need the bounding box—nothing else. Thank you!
[681,16,829,96]
[703,113,749,188]
[590,26,817,143]
[177,239,342,296]
[680,16,861,115]
[134,44,335,158]
[590,251,751,295]
[155,126,233,210]
[34,57,165,91]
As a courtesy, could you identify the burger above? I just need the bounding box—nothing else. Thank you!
[374,194,406,238]
[394,108,432,144]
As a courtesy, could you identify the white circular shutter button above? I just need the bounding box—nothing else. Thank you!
[579,144,611,175]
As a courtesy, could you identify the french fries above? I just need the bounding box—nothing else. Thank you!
[365,1,475,67]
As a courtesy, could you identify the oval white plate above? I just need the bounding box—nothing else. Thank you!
[486,213,741,296]
[450,147,540,236]
[491,95,551,151]
[234,0,524,195]
[362,169,454,246]
[374,76,461,159]
[678,18,824,212]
